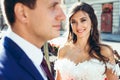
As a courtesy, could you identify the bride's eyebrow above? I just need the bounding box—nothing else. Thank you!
[80,17,87,19]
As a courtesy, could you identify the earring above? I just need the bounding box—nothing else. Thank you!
[90,28,93,36]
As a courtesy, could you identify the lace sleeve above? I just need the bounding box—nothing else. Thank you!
[107,62,120,76]
[112,50,120,76]
[106,50,120,76]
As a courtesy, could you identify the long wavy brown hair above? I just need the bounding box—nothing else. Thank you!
[67,2,109,67]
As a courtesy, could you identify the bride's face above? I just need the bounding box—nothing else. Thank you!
[70,11,92,39]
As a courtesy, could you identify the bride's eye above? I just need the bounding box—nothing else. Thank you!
[71,21,76,24]
[71,20,77,26]
[81,19,86,22]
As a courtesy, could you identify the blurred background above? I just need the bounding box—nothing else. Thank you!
[0,1,120,75]
[0,0,120,54]
[50,0,120,54]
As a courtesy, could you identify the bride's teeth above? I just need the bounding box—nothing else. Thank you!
[78,30,83,33]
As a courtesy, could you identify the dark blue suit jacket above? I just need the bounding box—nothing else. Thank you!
[0,37,44,80]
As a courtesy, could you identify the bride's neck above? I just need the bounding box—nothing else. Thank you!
[75,39,89,51]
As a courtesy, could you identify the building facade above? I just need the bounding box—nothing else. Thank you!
[0,0,120,38]
[64,0,120,35]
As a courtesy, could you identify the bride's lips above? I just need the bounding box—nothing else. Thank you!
[77,29,85,33]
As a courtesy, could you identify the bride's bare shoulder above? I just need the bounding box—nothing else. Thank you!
[58,42,73,58]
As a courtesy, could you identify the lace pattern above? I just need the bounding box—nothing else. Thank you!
[107,63,120,76]
[54,58,120,80]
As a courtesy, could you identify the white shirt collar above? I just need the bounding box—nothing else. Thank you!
[6,31,43,66]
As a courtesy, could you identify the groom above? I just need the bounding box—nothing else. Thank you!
[0,0,65,80]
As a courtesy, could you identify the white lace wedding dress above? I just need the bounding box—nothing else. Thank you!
[54,58,120,80]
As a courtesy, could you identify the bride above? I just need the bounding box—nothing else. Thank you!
[54,2,120,80]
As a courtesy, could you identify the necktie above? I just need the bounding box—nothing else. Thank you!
[41,58,54,80]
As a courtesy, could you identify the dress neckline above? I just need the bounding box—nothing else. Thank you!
[59,58,102,66]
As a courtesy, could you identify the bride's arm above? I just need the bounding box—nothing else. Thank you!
[106,68,119,80]
[106,51,119,80]
[55,45,68,80]
[55,70,62,80]
[102,46,119,80]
